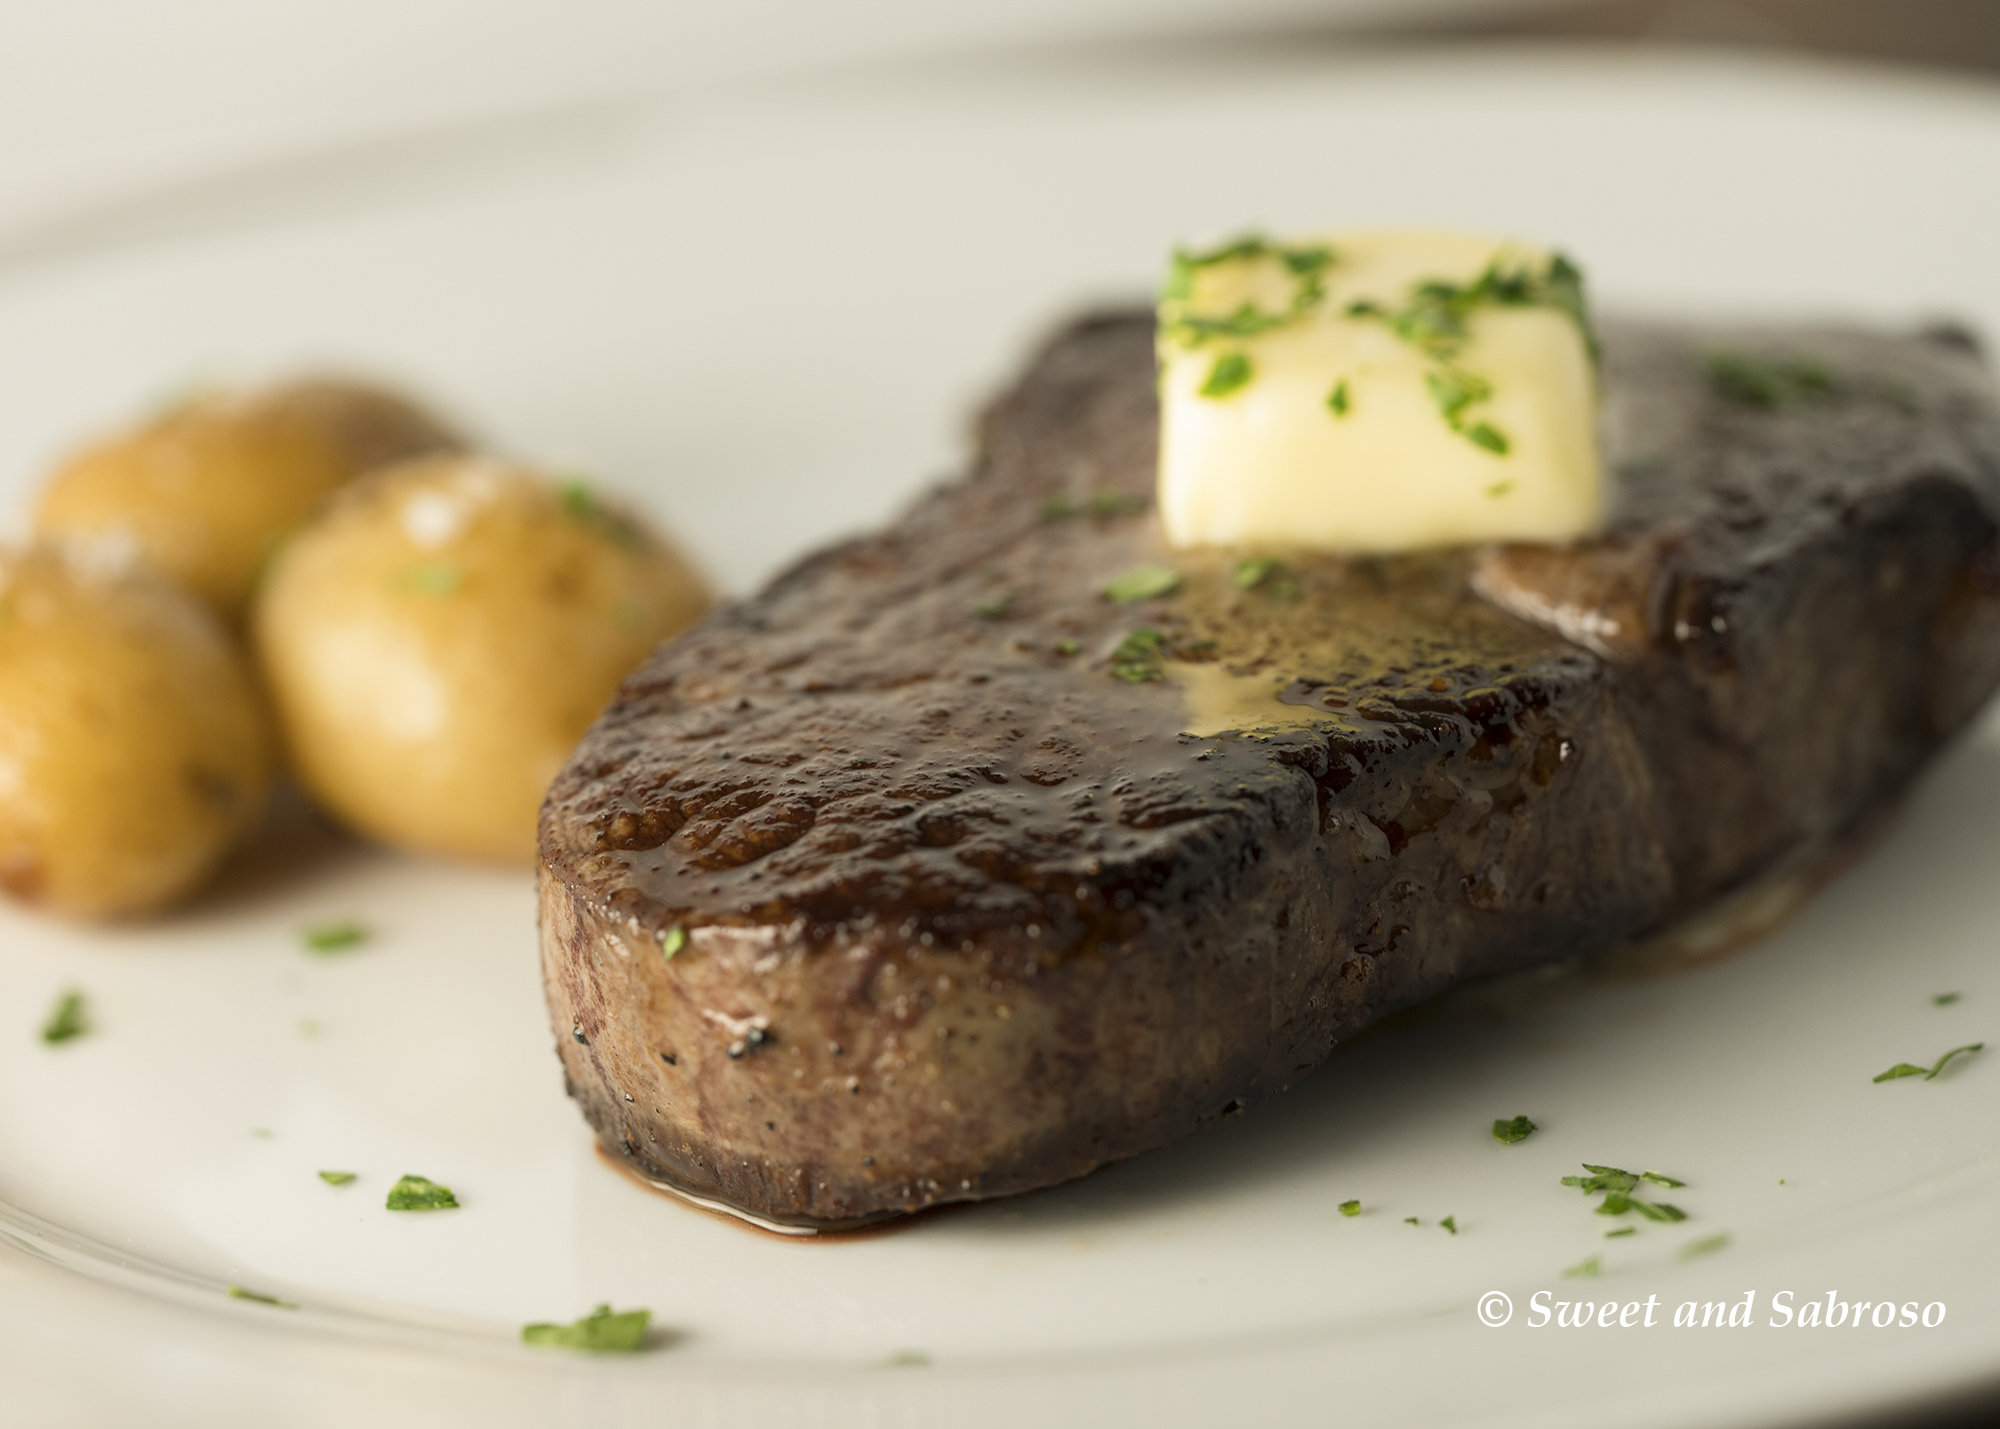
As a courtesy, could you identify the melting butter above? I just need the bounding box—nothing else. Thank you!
[1157,228,1602,553]
[1169,661,1365,739]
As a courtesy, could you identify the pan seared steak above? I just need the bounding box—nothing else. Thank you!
[539,314,2000,1228]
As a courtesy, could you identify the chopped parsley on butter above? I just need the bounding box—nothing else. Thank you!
[1158,229,1602,553]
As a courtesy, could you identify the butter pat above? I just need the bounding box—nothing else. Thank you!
[1157,229,1602,552]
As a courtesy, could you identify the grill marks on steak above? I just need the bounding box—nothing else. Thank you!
[539,313,2000,1227]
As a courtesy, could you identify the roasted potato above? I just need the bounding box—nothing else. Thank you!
[253,456,710,864]
[36,378,461,622]
[0,546,274,919]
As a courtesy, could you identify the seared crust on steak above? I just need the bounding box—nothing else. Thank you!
[539,314,2000,1227]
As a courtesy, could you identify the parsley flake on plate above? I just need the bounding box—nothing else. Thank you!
[1440,1215,1458,1235]
[301,921,369,954]
[319,1171,357,1186]
[1874,1043,1984,1082]
[228,1285,296,1309]
[1561,1164,1682,1193]
[1933,992,1962,1006]
[1677,1233,1731,1262]
[1491,1115,1537,1144]
[1873,1062,1927,1082]
[1600,1194,1686,1222]
[1338,1199,1361,1218]
[1563,1255,1601,1279]
[386,1174,459,1211]
[1563,1164,1685,1221]
[521,1303,651,1353]
[874,1349,932,1370]
[40,989,88,1045]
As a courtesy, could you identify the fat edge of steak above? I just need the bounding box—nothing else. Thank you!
[539,314,2000,1226]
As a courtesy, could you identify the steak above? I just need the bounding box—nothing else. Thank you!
[538,313,2000,1229]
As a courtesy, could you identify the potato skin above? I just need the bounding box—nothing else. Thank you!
[0,547,274,919]
[35,378,461,622]
[253,456,710,864]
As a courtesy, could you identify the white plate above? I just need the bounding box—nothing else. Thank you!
[3,41,1999,1429]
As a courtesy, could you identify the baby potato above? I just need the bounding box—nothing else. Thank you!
[253,456,709,864]
[36,377,461,622]
[0,546,274,919]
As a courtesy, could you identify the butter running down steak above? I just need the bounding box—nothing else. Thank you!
[538,313,2000,1229]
